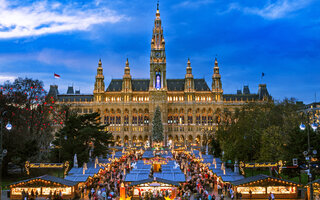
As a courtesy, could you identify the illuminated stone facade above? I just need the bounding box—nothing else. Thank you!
[48,5,270,147]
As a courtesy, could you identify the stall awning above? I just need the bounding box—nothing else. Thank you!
[125,173,150,182]
[130,177,180,186]
[231,174,302,187]
[154,172,186,182]
[10,175,78,187]
[65,174,93,182]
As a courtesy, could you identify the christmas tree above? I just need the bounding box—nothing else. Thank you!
[152,106,164,144]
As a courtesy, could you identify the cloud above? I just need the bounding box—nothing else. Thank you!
[0,75,16,83]
[173,0,214,8]
[227,0,313,19]
[0,0,125,39]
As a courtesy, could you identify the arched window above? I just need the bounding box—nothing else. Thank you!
[196,115,200,125]
[156,71,161,89]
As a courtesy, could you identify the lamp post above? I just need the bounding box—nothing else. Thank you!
[0,111,12,195]
[300,112,318,200]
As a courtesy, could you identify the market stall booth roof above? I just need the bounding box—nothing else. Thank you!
[154,172,186,182]
[64,174,93,182]
[142,150,154,158]
[231,174,303,199]
[130,177,180,186]
[124,173,150,182]
[10,175,78,199]
[231,174,302,186]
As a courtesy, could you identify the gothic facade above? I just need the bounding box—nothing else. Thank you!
[48,5,270,147]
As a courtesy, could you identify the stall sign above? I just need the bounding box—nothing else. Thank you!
[239,160,283,175]
[25,161,69,175]
[30,163,64,168]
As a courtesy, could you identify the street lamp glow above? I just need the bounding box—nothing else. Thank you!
[311,123,318,131]
[5,122,12,131]
[299,123,306,131]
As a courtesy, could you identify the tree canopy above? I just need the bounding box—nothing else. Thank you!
[50,112,113,166]
[0,78,54,174]
[215,99,320,169]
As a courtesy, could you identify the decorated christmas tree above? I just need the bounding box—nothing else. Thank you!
[152,106,164,145]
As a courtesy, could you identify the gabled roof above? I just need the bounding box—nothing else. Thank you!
[106,78,211,92]
[167,79,184,91]
[58,95,93,102]
[10,175,78,187]
[125,173,150,182]
[223,94,259,101]
[132,79,149,91]
[231,174,302,187]
[65,174,92,183]
[194,79,210,91]
[154,172,186,182]
[106,79,122,92]
[129,177,180,186]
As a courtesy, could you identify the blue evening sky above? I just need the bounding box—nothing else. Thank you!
[0,0,319,103]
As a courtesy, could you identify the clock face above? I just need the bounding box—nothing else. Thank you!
[155,52,161,58]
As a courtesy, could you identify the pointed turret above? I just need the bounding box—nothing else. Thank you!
[124,58,131,77]
[93,59,105,102]
[122,58,132,94]
[212,58,223,101]
[185,58,195,100]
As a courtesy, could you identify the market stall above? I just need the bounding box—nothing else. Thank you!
[307,179,320,200]
[130,177,179,198]
[231,174,303,199]
[9,175,78,199]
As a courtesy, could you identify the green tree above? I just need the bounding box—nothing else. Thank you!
[152,106,164,143]
[50,112,113,166]
[259,125,285,161]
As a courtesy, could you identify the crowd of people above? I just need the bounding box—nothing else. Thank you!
[77,151,140,200]
[173,151,219,200]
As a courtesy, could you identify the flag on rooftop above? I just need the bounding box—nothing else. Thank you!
[54,73,60,79]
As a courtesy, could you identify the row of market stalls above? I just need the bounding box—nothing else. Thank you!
[8,147,320,199]
[190,150,306,199]
[9,150,126,199]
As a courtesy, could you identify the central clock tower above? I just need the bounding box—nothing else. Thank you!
[150,2,166,91]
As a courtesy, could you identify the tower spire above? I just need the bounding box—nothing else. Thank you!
[157,0,159,11]
[94,59,105,102]
[185,58,194,93]
[212,58,223,101]
[149,1,166,90]
[124,58,131,76]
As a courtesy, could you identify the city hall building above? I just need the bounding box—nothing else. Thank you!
[48,5,270,147]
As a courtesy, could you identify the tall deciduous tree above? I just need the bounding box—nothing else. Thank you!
[50,112,113,166]
[152,106,164,143]
[215,99,317,167]
[0,78,53,175]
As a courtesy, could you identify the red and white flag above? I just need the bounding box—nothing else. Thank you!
[54,73,60,79]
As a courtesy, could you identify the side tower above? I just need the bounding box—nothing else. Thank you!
[184,58,195,102]
[122,58,132,102]
[212,58,223,101]
[93,59,105,102]
[149,2,167,91]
